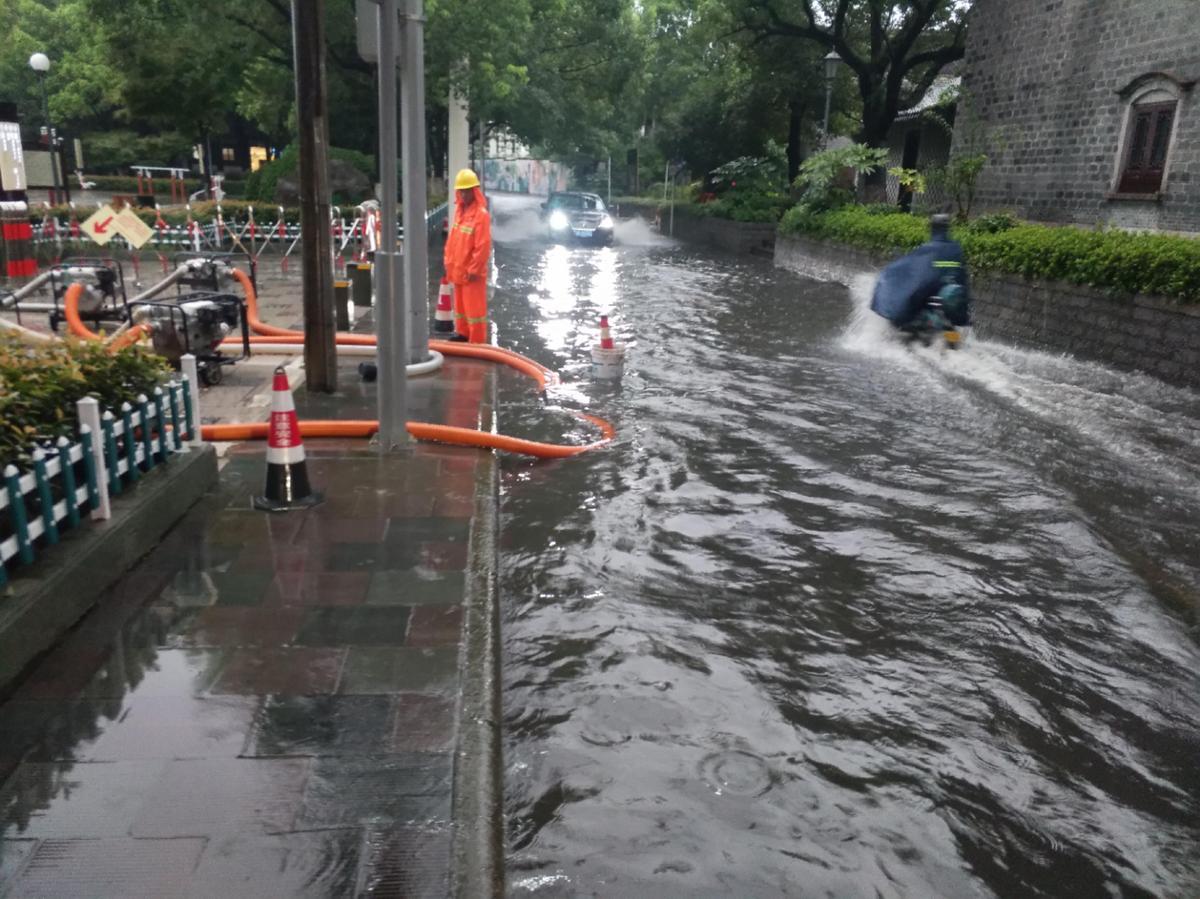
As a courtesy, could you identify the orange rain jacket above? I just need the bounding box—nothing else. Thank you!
[444,186,492,284]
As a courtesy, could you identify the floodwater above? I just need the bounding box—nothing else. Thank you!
[487,196,1200,897]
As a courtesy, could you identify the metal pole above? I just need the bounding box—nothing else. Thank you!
[292,0,338,393]
[607,155,612,207]
[823,82,833,145]
[38,74,60,206]
[401,0,428,365]
[375,0,407,449]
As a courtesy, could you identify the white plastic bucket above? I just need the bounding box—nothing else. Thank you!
[591,345,625,380]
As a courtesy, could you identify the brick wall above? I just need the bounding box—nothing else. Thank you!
[959,0,1200,232]
[775,233,1200,389]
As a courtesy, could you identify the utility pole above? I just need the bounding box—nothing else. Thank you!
[374,0,406,448]
[400,0,428,365]
[447,62,470,230]
[292,0,338,393]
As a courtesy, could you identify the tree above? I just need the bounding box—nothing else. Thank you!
[735,0,971,197]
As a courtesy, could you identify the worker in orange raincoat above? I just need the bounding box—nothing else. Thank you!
[444,169,492,343]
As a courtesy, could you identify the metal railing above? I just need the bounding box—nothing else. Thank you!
[0,360,202,586]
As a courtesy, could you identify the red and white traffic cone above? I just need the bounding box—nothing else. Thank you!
[253,367,322,512]
[591,314,624,380]
[599,314,615,349]
[433,277,455,333]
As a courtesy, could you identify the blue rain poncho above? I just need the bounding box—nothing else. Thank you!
[871,232,971,327]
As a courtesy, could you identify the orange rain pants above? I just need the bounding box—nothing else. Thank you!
[453,278,488,344]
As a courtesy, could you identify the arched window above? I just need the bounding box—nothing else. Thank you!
[1114,74,1194,196]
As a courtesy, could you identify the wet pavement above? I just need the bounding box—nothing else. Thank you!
[0,350,496,897]
[486,197,1200,897]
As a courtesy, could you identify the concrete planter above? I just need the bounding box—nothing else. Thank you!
[0,445,218,695]
[617,202,777,256]
[774,233,1200,390]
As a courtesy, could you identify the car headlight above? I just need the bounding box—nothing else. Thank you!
[549,211,569,230]
[599,215,614,229]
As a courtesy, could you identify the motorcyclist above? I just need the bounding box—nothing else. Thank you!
[870,213,971,344]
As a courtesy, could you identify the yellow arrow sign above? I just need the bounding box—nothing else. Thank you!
[113,207,154,249]
[80,204,117,246]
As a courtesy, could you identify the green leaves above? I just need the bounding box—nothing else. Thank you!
[779,207,1200,302]
[0,335,170,466]
[792,143,889,211]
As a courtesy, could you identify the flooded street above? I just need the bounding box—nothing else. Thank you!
[488,196,1200,897]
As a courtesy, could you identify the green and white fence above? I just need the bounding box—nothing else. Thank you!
[0,356,203,586]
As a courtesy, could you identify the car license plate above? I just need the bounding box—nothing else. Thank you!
[573,229,594,238]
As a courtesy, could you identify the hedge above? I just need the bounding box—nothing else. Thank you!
[0,334,169,466]
[31,201,301,228]
[79,175,247,198]
[779,206,1200,303]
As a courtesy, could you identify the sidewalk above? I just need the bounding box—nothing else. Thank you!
[0,277,503,896]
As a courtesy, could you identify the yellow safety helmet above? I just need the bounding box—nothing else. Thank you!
[454,168,481,190]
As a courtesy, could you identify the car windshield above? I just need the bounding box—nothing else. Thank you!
[549,194,605,212]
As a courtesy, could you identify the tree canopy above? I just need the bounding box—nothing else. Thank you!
[1,0,972,185]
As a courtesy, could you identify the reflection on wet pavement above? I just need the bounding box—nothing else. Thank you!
[0,357,491,897]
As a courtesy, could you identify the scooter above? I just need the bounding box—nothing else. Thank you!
[898,282,968,350]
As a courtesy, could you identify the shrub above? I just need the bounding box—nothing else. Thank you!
[0,335,170,466]
[778,207,1200,302]
[244,146,376,204]
[924,154,988,220]
[793,144,889,211]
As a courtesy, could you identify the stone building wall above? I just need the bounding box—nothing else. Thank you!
[959,0,1200,232]
[775,234,1200,389]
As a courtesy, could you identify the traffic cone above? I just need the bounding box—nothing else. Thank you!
[433,278,455,333]
[253,366,322,512]
[599,315,615,349]
[591,314,624,380]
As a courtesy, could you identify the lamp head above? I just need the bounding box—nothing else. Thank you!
[29,53,50,73]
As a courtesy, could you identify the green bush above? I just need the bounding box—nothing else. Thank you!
[244,146,376,204]
[793,144,889,211]
[0,335,170,466]
[778,206,1200,302]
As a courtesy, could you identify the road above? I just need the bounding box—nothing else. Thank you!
[487,195,1200,897]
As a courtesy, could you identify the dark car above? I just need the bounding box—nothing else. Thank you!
[540,192,615,246]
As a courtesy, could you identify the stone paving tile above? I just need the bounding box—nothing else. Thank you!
[262,571,372,607]
[243,696,394,758]
[339,647,459,694]
[22,695,259,763]
[3,837,207,899]
[366,570,466,606]
[294,607,412,647]
[296,754,450,829]
[392,695,456,753]
[406,606,464,649]
[0,838,37,894]
[19,648,228,701]
[131,757,310,837]
[0,760,169,839]
[358,823,452,898]
[185,828,363,899]
[169,606,306,648]
[211,647,345,695]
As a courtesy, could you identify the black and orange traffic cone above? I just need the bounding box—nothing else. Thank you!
[253,366,323,512]
[433,277,455,333]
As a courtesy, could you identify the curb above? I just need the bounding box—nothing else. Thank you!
[450,368,505,898]
[0,445,218,697]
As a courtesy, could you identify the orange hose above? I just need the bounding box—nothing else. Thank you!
[108,324,150,351]
[214,267,613,458]
[200,416,612,458]
[64,283,102,341]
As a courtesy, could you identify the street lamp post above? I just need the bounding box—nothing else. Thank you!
[28,52,62,205]
[822,51,841,145]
